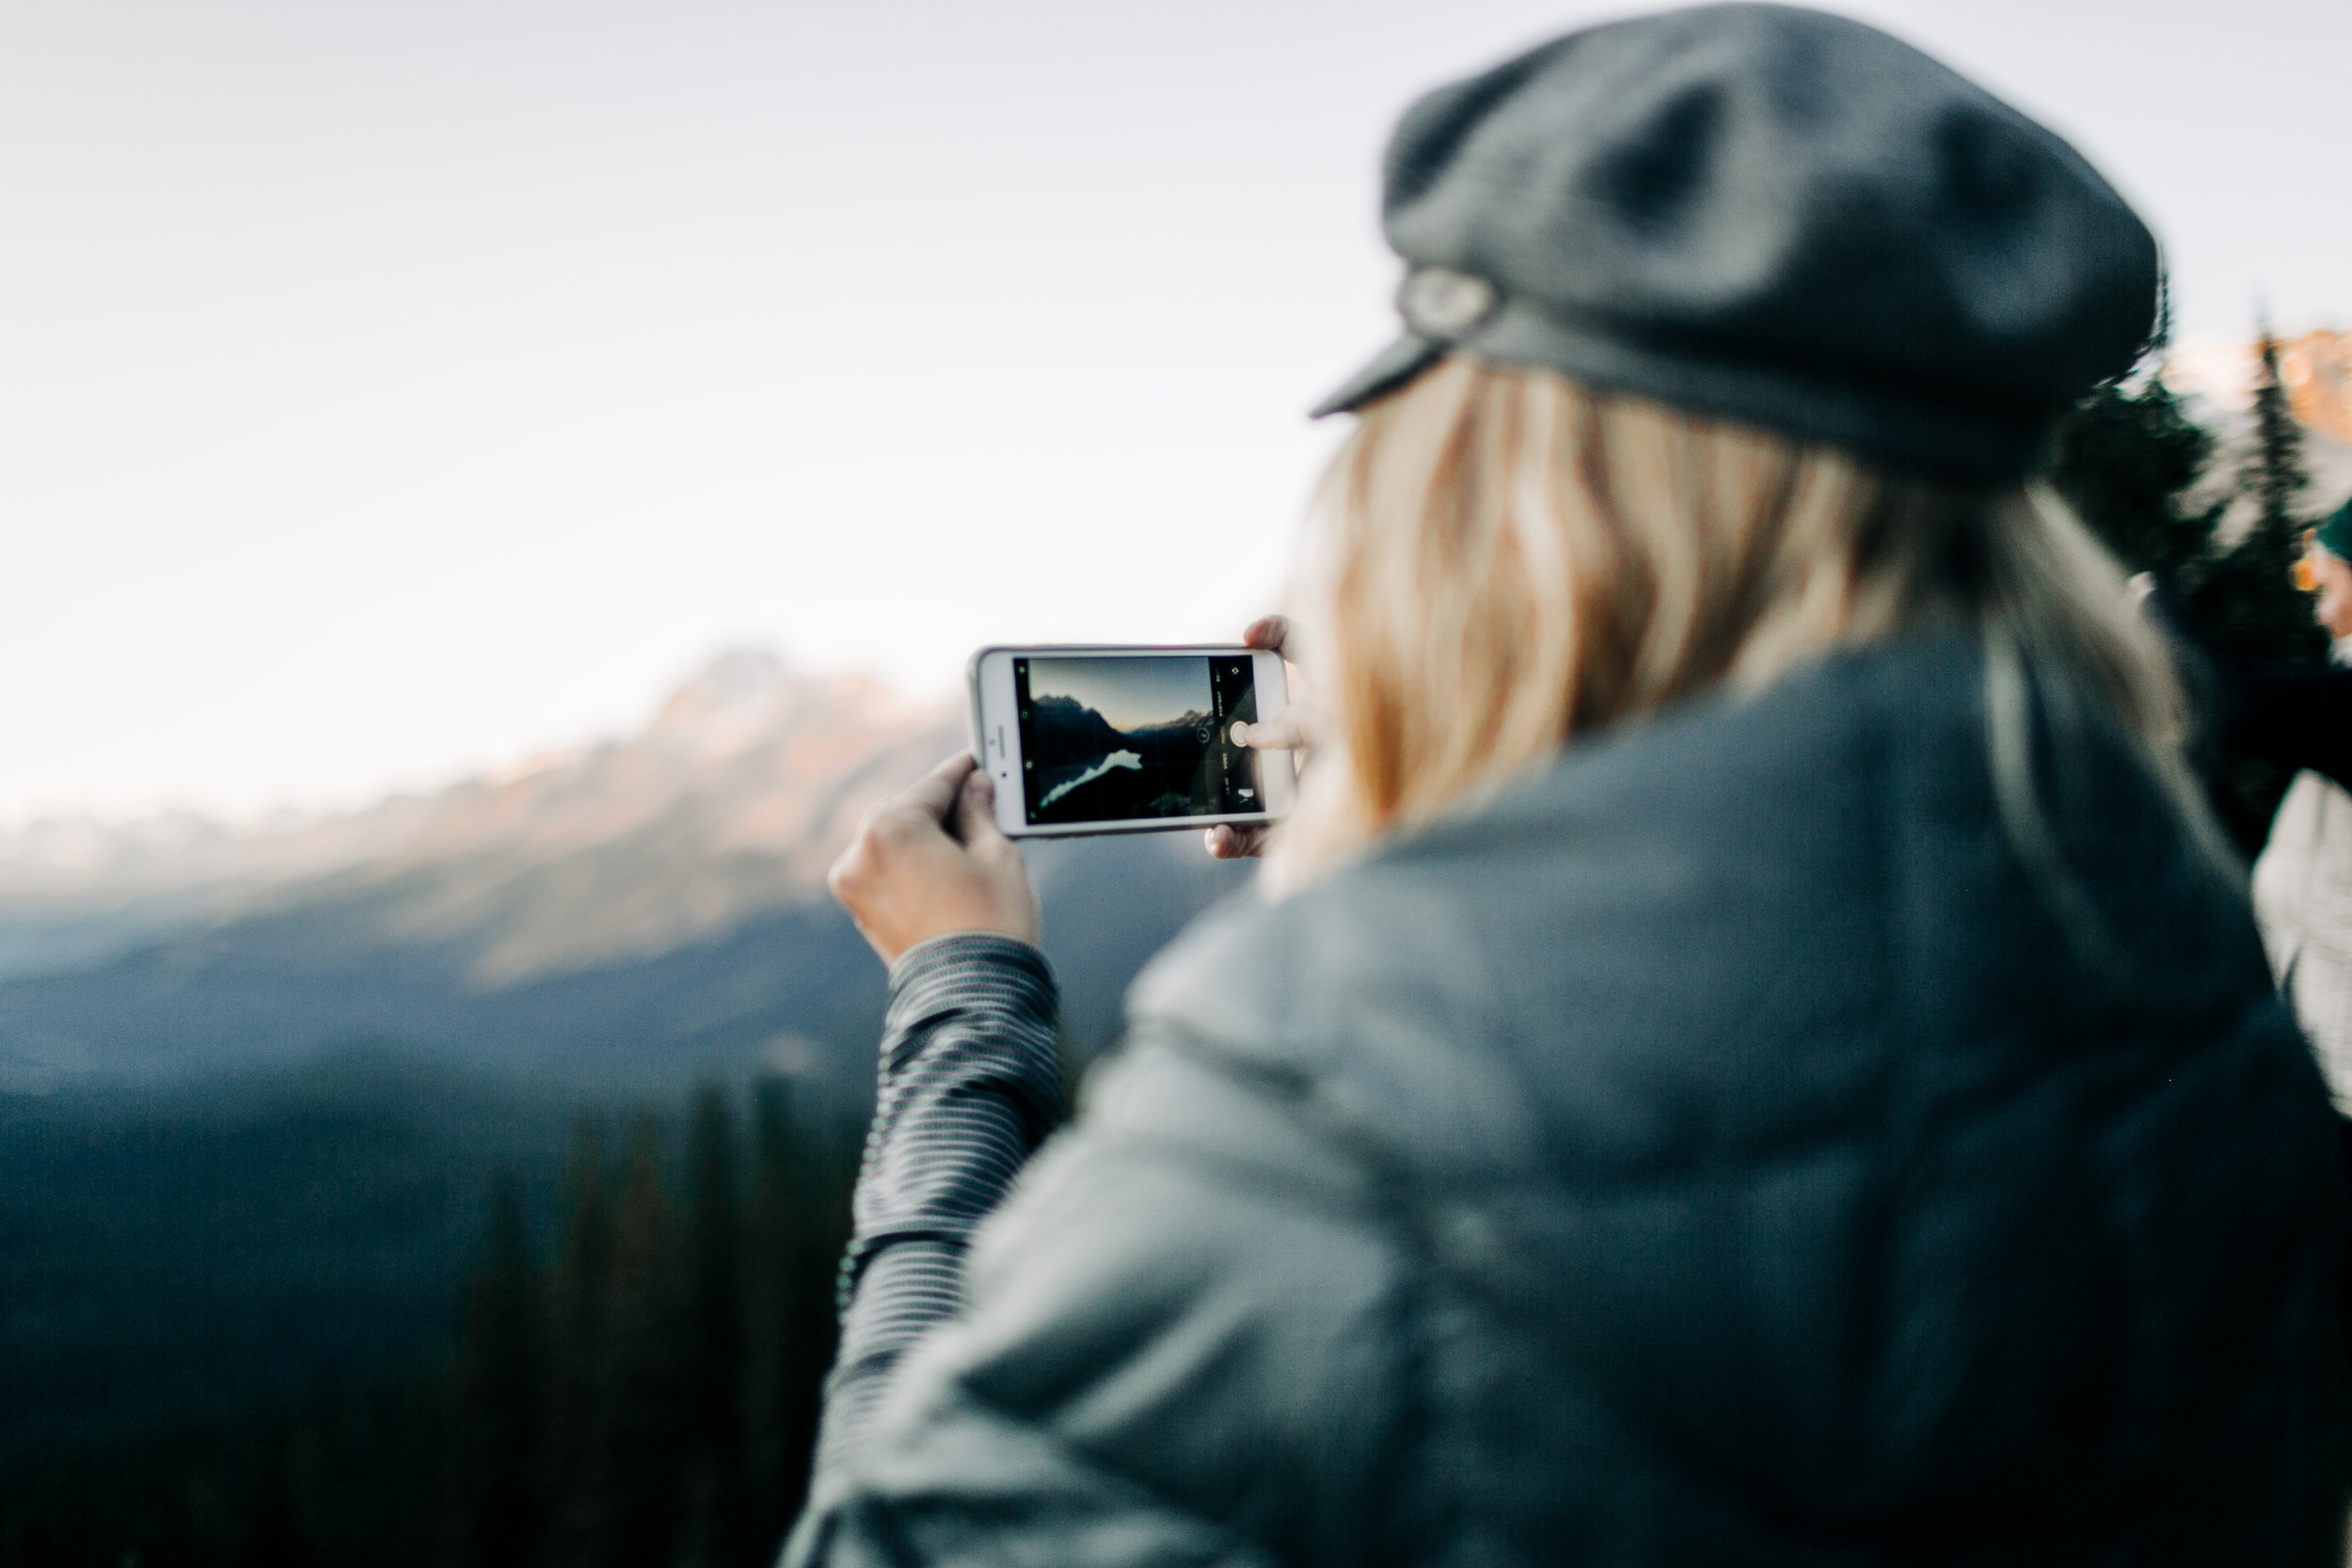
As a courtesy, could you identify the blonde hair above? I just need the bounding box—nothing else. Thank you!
[1272,357,2214,931]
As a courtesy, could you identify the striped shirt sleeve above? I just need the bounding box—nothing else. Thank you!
[808,930,1062,1481]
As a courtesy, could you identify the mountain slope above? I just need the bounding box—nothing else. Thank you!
[0,651,962,985]
[0,651,1255,1093]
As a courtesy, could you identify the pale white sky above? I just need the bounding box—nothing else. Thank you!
[4,0,2347,823]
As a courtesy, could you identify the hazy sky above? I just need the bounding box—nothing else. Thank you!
[6,0,2347,823]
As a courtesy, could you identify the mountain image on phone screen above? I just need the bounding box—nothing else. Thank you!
[1015,656,1263,825]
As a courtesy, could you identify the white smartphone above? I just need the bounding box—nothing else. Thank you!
[967,644,1296,838]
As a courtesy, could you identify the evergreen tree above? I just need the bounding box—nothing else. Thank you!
[2048,349,2216,588]
[2249,322,2310,541]
[541,1116,618,1568]
[246,1423,314,1568]
[445,1170,546,1568]
[1,1076,865,1567]
[2051,309,2322,669]
[677,1085,749,1568]
[601,1114,690,1568]
[2193,325,2328,847]
[739,1077,803,1555]
[2050,312,2328,851]
[2198,322,2327,672]
[739,1078,844,1553]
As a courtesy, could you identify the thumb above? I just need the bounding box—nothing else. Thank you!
[898,751,980,826]
[954,768,1011,852]
[1237,711,1309,751]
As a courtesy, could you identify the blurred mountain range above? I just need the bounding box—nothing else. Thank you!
[0,650,1252,1095]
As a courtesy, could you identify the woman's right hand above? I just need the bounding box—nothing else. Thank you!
[830,752,1041,964]
[1206,615,1322,862]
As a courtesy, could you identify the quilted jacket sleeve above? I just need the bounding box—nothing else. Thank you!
[808,933,1066,1482]
[785,1028,1408,1568]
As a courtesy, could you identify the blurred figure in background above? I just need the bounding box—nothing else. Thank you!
[792,8,2348,1565]
[2255,497,2352,1105]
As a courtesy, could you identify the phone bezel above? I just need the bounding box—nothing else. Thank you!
[967,644,1295,839]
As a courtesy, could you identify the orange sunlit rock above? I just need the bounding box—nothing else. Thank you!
[2169,330,2352,443]
[2278,330,2352,445]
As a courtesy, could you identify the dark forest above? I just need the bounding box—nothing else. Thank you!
[0,1080,851,1568]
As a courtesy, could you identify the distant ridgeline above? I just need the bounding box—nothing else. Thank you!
[1025,693,1219,821]
[0,651,1252,1564]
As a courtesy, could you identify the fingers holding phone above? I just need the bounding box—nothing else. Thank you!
[1230,709,1316,753]
[1233,613,1322,755]
[829,752,1041,965]
[1203,821,1273,861]
[1205,616,1323,861]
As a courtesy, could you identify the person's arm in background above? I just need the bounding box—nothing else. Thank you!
[809,753,1055,1479]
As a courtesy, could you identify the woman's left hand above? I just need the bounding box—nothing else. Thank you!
[830,752,1041,965]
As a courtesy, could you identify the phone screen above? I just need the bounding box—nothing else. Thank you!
[1012,654,1263,826]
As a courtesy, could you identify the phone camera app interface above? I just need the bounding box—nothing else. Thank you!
[1013,656,1261,825]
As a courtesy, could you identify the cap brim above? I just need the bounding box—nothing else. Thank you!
[1310,333,1447,419]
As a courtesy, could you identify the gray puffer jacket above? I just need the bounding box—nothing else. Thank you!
[789,635,2348,1566]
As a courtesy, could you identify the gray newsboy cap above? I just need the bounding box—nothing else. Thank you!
[1315,3,2160,483]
